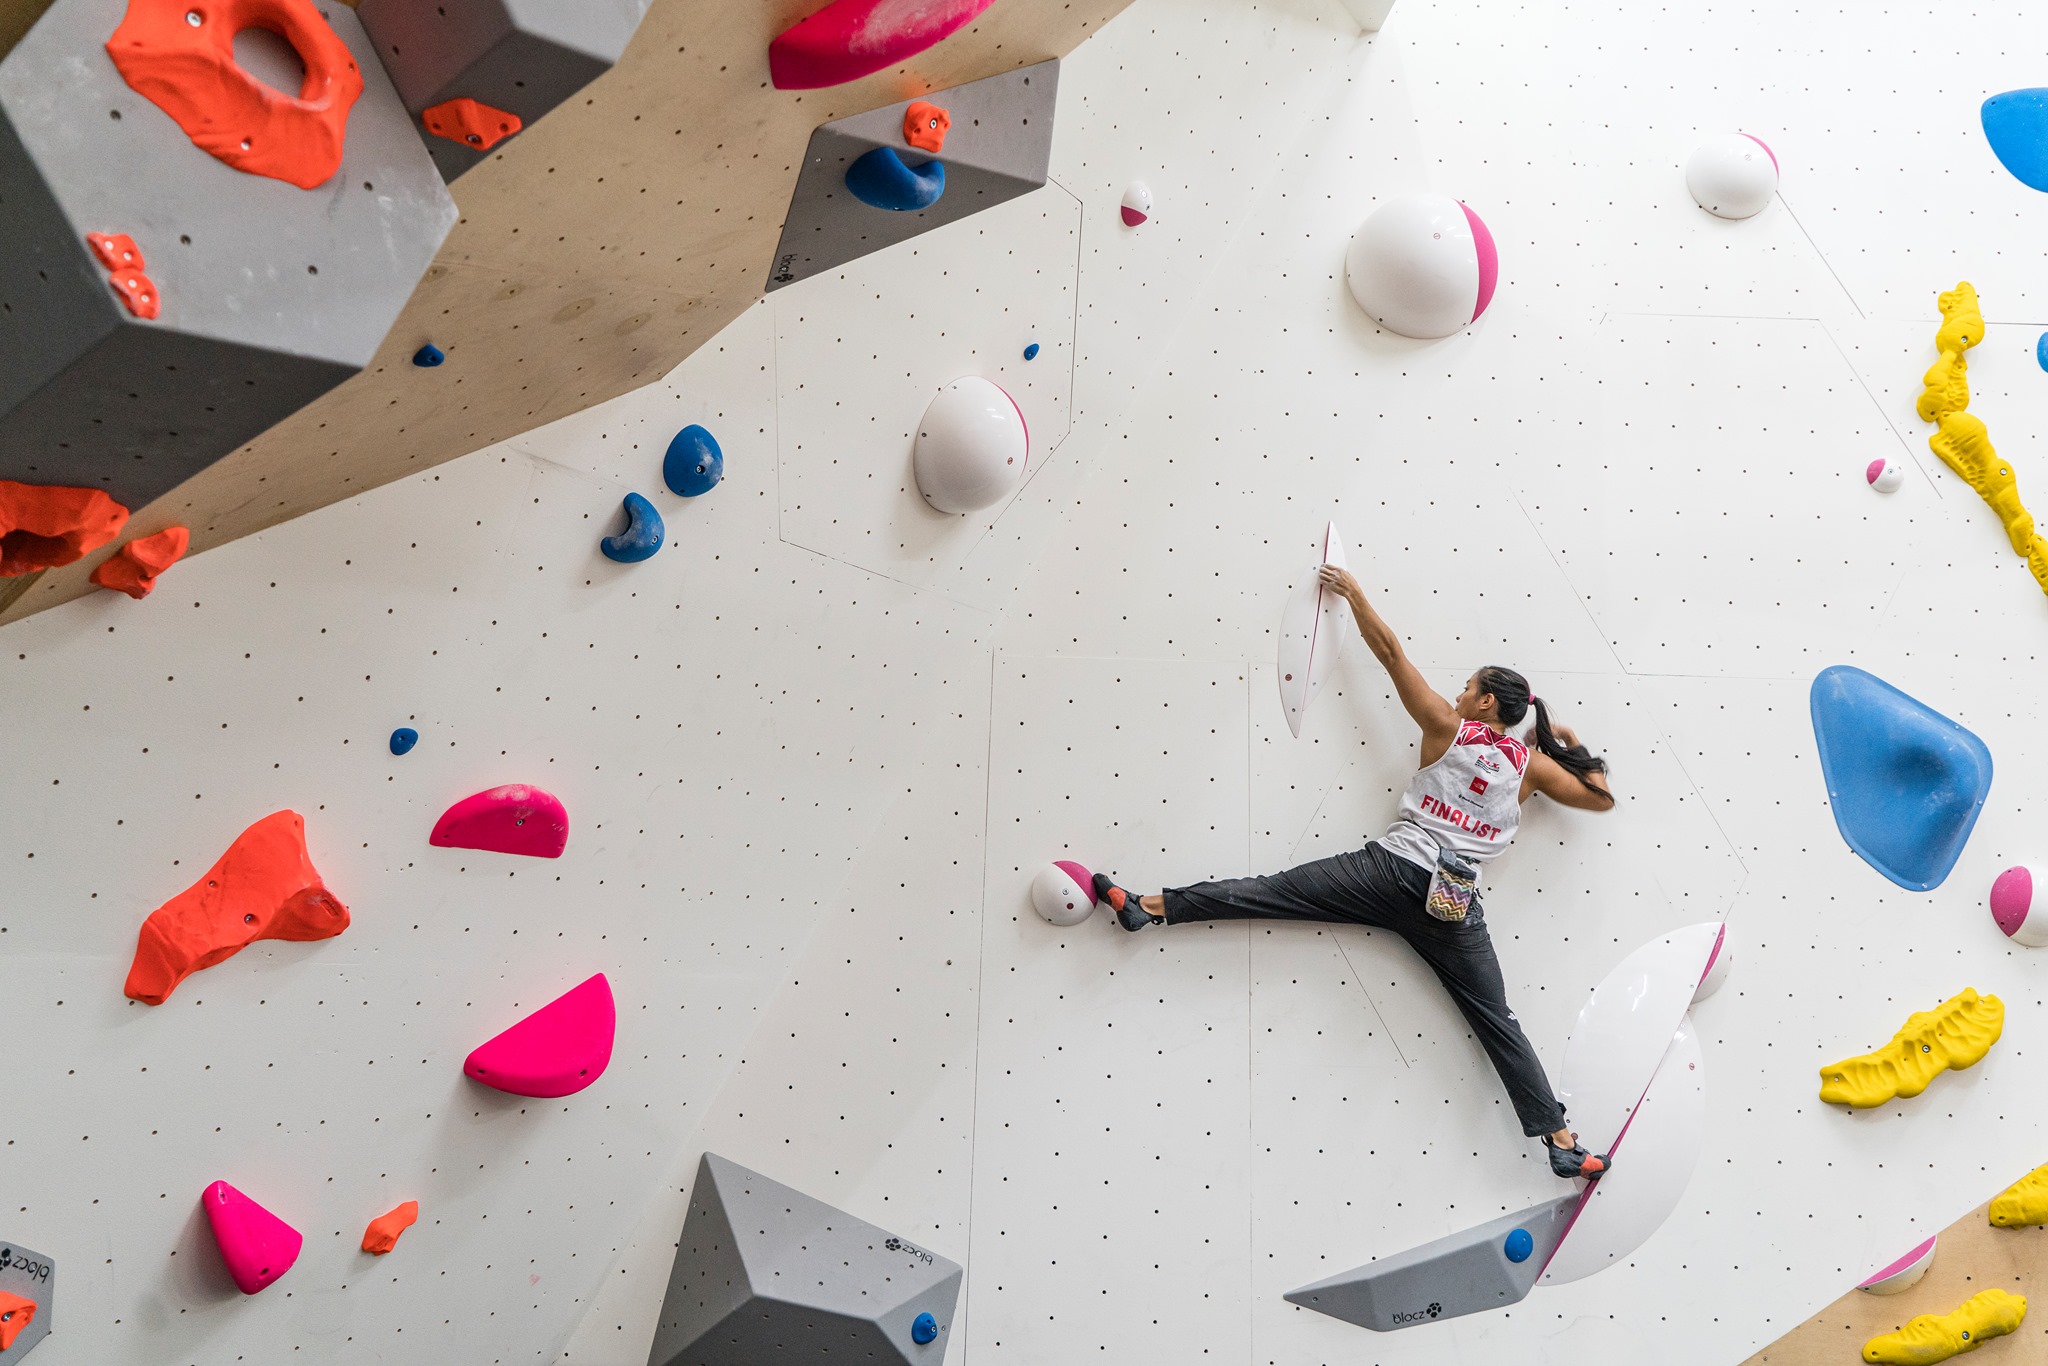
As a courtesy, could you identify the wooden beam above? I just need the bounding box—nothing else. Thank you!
[0,0,1133,624]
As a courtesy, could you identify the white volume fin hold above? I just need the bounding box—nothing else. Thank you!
[1277,522,1349,738]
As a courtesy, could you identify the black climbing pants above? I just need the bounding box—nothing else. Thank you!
[1163,841,1569,1138]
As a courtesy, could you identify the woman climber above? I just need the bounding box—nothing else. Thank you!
[1094,565,1618,1180]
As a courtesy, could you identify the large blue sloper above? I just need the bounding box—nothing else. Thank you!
[1809,666,1993,891]
[1285,1193,1579,1331]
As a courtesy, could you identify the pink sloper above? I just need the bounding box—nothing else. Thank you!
[769,0,998,90]
[1459,201,1498,322]
[465,973,617,1098]
[1740,132,1779,174]
[1053,860,1097,905]
[1991,865,2032,936]
[202,1180,303,1295]
[430,784,569,859]
[1859,1235,1938,1289]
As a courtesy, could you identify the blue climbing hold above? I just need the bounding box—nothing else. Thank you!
[389,727,419,756]
[413,344,445,367]
[663,424,724,497]
[1502,1228,1534,1263]
[1023,342,1040,361]
[601,492,665,563]
[911,1312,938,1345]
[2037,332,2048,372]
[1810,666,1993,891]
[844,147,945,212]
[1982,90,2048,193]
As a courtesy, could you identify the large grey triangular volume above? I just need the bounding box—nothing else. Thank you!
[646,1153,963,1366]
[1284,1193,1579,1332]
[764,60,1060,292]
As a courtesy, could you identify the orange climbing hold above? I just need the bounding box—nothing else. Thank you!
[105,0,364,189]
[0,1291,35,1349]
[0,480,129,576]
[361,1200,419,1255]
[421,97,522,151]
[91,526,190,599]
[84,230,162,318]
[86,231,145,272]
[124,810,349,1005]
[904,100,951,153]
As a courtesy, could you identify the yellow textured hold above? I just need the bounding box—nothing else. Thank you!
[1916,350,1971,423]
[2028,538,2048,595]
[1862,1289,2026,1365]
[1936,281,1985,357]
[1930,413,2036,554]
[1989,1163,2048,1228]
[1818,988,2004,1109]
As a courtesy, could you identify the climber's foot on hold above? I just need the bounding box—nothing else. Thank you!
[1543,1132,1609,1180]
[1092,874,1162,931]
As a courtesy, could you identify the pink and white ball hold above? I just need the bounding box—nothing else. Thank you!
[1989,866,2048,946]
[1858,1235,1937,1296]
[1121,180,1153,227]
[1030,860,1098,927]
[1866,458,1904,494]
[1686,133,1779,219]
[1344,193,1499,340]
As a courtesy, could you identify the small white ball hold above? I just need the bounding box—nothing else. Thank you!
[1686,132,1779,219]
[1990,865,2048,946]
[1121,180,1152,227]
[912,377,1029,514]
[1865,458,1905,494]
[1030,861,1097,927]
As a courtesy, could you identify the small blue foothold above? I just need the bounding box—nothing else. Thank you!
[389,727,419,756]
[2037,332,2048,372]
[844,147,946,211]
[1503,1228,1534,1263]
[1023,342,1040,360]
[911,1312,938,1345]
[601,492,665,563]
[663,424,724,497]
[413,344,445,368]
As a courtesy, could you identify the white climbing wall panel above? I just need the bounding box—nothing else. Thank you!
[6,1,2048,1365]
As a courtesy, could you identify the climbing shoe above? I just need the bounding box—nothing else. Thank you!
[1092,873,1160,931]
[1543,1133,1610,1181]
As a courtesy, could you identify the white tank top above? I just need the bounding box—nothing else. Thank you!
[1378,721,1530,880]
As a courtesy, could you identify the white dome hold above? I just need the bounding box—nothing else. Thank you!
[1686,133,1779,219]
[1030,861,1097,927]
[913,377,1029,514]
[1344,193,1499,340]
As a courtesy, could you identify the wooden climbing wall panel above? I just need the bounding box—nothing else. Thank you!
[0,0,1133,623]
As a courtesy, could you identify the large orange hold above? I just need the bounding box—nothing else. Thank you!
[0,480,129,576]
[125,810,349,1005]
[105,0,364,189]
[91,525,191,598]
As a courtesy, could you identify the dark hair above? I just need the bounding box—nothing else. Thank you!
[1475,665,1609,792]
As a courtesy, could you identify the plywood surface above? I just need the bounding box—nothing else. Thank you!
[0,0,1132,624]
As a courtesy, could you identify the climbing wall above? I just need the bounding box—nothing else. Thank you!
[6,0,2048,1364]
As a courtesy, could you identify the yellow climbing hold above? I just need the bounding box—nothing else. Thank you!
[1989,1163,2048,1228]
[1818,988,2003,1109]
[1915,350,1970,423]
[1862,1288,2025,1365]
[1936,281,1985,357]
[1916,282,2048,598]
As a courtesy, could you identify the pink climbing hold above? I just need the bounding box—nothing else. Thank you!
[464,973,616,1098]
[768,0,999,90]
[201,1180,303,1295]
[429,785,569,859]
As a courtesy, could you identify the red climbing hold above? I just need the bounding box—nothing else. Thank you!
[422,97,522,151]
[91,525,190,598]
[904,100,951,152]
[84,231,162,318]
[361,1200,419,1255]
[769,0,999,90]
[0,1291,35,1350]
[105,0,364,189]
[430,785,569,859]
[0,481,129,576]
[124,810,349,1005]
[86,232,145,272]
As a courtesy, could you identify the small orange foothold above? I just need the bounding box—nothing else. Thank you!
[0,480,130,576]
[106,268,162,319]
[361,1200,419,1255]
[124,810,349,1005]
[91,525,190,599]
[904,100,950,153]
[87,231,146,271]
[421,97,523,151]
[0,1290,36,1349]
